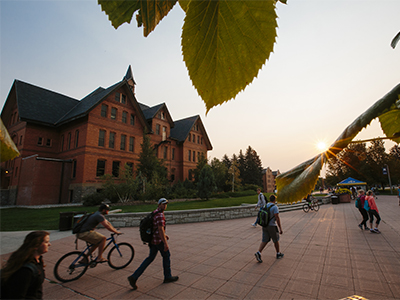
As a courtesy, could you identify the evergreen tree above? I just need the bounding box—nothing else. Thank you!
[197,164,216,200]
[365,140,389,189]
[194,152,208,183]
[388,145,400,186]
[210,157,229,192]
[136,131,167,183]
[243,146,263,186]
[237,150,246,184]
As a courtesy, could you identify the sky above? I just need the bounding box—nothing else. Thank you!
[1,0,399,176]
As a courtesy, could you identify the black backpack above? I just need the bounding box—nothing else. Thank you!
[72,213,92,234]
[139,211,160,244]
[257,204,275,227]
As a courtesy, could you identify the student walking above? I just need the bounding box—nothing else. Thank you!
[252,188,266,227]
[364,190,381,233]
[128,198,178,290]
[356,190,369,230]
[1,231,51,299]
[254,195,284,262]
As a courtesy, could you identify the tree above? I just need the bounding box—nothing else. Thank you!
[388,145,400,186]
[242,146,263,187]
[197,164,216,200]
[136,131,167,184]
[210,157,229,192]
[194,152,208,183]
[365,140,389,189]
[227,157,241,192]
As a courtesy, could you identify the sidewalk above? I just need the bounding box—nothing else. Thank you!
[1,196,399,299]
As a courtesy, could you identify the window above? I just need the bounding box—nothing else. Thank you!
[156,124,160,135]
[72,160,77,178]
[172,148,175,160]
[96,160,106,177]
[193,151,196,162]
[46,138,52,147]
[15,167,18,178]
[37,137,43,146]
[197,135,200,144]
[98,130,106,147]
[121,94,126,104]
[162,126,167,141]
[67,133,71,150]
[188,134,191,142]
[120,134,126,150]
[60,135,64,151]
[101,104,108,117]
[130,114,135,126]
[109,132,115,148]
[75,130,79,148]
[19,135,23,145]
[122,111,127,123]
[112,161,120,177]
[161,112,165,120]
[129,137,134,152]
[188,150,191,161]
[163,146,168,159]
[111,107,117,120]
[115,92,120,102]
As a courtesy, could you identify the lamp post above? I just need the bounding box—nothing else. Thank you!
[383,164,393,194]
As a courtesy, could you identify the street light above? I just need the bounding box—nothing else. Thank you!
[383,164,393,194]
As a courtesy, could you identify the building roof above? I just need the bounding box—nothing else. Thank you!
[13,80,79,126]
[170,115,213,150]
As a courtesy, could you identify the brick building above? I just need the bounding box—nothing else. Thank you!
[0,66,212,205]
[262,167,280,193]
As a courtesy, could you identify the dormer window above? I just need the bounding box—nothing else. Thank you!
[161,112,165,120]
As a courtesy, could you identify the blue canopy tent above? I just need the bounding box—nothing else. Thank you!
[337,177,367,187]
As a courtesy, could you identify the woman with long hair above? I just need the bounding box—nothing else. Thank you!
[1,231,51,299]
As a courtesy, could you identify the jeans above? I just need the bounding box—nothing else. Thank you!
[358,208,369,227]
[131,242,171,280]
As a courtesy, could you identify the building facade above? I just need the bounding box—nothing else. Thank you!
[262,167,280,193]
[1,66,212,205]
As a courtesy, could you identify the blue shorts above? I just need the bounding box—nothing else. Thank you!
[262,226,279,243]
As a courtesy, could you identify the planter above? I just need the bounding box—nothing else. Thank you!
[339,193,351,203]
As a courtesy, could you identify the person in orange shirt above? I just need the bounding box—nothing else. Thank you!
[364,190,381,233]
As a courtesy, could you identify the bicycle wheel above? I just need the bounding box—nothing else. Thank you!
[303,204,310,213]
[108,242,134,269]
[313,201,320,211]
[54,251,89,282]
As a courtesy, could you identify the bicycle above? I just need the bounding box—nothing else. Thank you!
[303,196,319,213]
[54,233,134,282]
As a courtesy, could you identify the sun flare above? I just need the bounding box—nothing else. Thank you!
[316,141,328,152]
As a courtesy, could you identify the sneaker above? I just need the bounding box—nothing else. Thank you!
[358,224,363,230]
[255,252,263,263]
[364,226,370,230]
[252,223,257,227]
[374,228,381,234]
[127,276,138,290]
[164,276,179,283]
[276,253,284,259]
[370,229,377,233]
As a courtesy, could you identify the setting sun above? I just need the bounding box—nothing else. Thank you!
[316,141,328,152]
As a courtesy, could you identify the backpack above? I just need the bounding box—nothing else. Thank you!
[139,211,158,244]
[72,213,92,234]
[257,204,275,227]
[355,197,361,209]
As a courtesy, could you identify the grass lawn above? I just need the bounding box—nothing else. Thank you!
[0,195,263,231]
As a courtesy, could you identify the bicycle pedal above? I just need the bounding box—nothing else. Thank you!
[89,261,97,268]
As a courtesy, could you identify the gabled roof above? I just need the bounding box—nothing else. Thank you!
[123,65,136,84]
[57,81,122,124]
[12,80,79,126]
[140,102,174,127]
[170,115,213,150]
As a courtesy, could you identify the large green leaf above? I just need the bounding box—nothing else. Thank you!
[99,0,176,37]
[379,99,400,144]
[276,83,400,203]
[0,118,20,162]
[181,0,277,112]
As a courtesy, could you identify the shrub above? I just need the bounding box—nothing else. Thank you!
[82,192,104,206]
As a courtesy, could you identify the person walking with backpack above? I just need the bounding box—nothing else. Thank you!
[254,195,284,262]
[1,231,51,299]
[252,188,266,227]
[365,190,381,233]
[356,189,369,230]
[128,198,179,290]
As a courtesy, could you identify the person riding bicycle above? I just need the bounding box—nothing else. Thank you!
[76,204,121,262]
[305,193,313,210]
